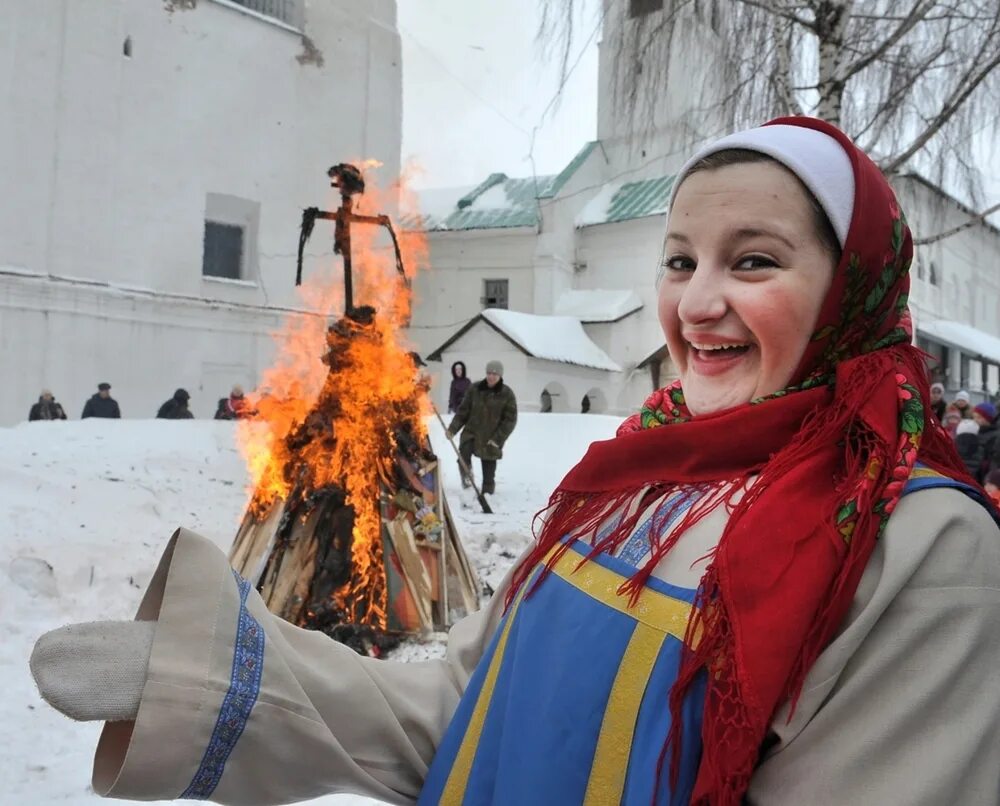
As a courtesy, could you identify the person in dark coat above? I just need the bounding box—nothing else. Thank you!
[954,418,981,479]
[929,382,946,422]
[972,402,998,482]
[156,389,194,420]
[81,383,121,419]
[214,385,252,420]
[28,390,67,421]
[448,361,471,414]
[446,359,517,495]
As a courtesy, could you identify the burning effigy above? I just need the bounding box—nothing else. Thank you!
[228,163,480,656]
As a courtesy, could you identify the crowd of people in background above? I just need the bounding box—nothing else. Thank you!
[26,382,255,422]
[28,369,999,503]
[929,383,1000,499]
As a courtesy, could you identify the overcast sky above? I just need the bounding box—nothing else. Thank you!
[397,0,600,190]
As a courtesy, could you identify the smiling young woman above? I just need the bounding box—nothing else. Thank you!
[659,157,838,415]
[31,119,1000,806]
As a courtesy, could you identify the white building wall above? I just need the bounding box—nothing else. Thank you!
[576,216,669,370]
[896,176,1000,393]
[2,272,292,421]
[1,0,402,424]
[407,228,538,356]
[596,0,732,181]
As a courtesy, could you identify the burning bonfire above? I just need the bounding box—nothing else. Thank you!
[229,163,480,655]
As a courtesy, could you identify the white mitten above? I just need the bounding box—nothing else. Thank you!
[30,620,154,722]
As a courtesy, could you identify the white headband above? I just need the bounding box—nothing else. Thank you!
[670,124,856,248]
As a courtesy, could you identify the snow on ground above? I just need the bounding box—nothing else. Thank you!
[1,413,620,805]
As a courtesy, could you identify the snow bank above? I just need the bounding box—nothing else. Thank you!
[2,413,620,804]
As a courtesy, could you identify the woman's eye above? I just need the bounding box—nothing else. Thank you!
[735,254,778,271]
[664,255,696,272]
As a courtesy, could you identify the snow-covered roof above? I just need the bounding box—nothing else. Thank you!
[576,175,675,228]
[554,289,643,323]
[918,319,1000,364]
[428,309,622,372]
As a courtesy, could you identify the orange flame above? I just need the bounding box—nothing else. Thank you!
[237,164,429,628]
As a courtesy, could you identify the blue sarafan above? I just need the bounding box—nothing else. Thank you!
[419,540,707,806]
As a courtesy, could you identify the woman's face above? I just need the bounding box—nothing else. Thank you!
[455,364,464,378]
[658,162,838,416]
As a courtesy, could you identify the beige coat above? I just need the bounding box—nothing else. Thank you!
[93,486,1000,805]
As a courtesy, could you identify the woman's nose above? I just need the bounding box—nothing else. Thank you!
[677,265,727,325]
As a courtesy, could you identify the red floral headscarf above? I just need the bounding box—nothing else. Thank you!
[507,117,973,804]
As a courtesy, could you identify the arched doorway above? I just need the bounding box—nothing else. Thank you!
[581,387,608,414]
[540,381,570,413]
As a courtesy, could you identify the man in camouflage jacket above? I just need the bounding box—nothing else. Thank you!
[447,359,517,495]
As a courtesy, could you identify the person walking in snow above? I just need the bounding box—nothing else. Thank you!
[156,389,194,420]
[447,360,471,414]
[447,359,517,495]
[28,390,67,421]
[81,383,121,419]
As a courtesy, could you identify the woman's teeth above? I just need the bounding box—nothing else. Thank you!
[691,342,751,353]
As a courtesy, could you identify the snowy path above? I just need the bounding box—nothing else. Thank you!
[1,414,618,804]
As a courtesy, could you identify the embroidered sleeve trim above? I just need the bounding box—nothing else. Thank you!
[180,569,265,800]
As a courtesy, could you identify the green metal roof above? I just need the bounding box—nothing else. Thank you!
[401,141,674,233]
[603,175,675,223]
[538,141,599,199]
[402,173,555,232]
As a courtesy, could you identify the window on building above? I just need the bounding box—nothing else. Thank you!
[630,0,664,17]
[202,193,260,283]
[483,279,509,310]
[229,0,303,27]
[202,222,244,280]
[929,260,939,286]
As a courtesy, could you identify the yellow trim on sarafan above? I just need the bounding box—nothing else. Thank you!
[439,583,530,805]
[549,549,699,646]
[439,548,698,805]
[583,622,666,805]
[909,466,946,480]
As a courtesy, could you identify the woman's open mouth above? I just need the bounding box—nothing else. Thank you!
[688,341,754,375]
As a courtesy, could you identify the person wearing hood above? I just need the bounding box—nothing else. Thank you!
[81,383,121,419]
[447,361,471,414]
[446,359,517,495]
[28,390,67,421]
[156,389,194,420]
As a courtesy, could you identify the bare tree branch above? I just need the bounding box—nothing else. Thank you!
[839,0,936,82]
[882,46,1000,174]
[539,0,1000,243]
[731,0,815,29]
[913,201,1000,244]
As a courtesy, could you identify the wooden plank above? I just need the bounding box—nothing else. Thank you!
[229,497,286,583]
[441,493,481,617]
[385,518,433,632]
